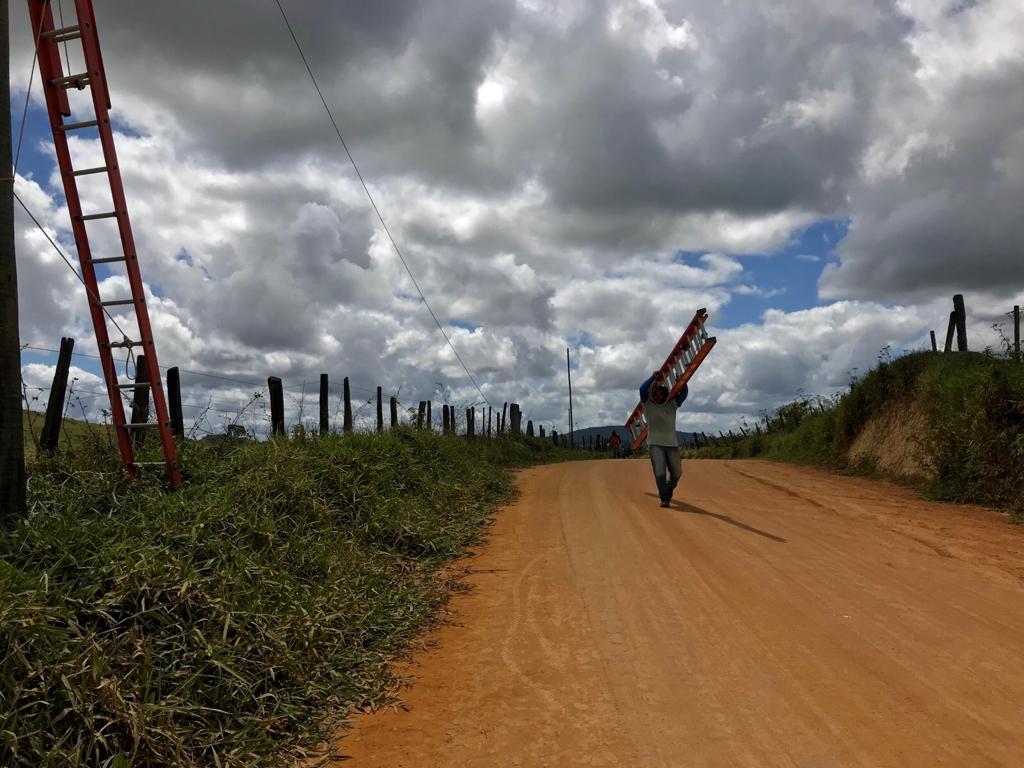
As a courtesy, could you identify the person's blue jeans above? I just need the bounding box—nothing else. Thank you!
[649,445,682,503]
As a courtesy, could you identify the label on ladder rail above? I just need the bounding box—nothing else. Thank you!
[624,308,717,451]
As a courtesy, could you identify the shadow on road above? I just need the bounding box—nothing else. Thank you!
[643,494,788,543]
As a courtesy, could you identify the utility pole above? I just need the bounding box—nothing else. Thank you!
[566,347,575,448]
[0,0,26,522]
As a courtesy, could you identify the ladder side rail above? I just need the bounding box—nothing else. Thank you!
[75,0,181,486]
[667,337,716,402]
[31,0,137,471]
[75,0,110,108]
[29,1,70,115]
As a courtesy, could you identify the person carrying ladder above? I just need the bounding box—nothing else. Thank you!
[639,371,688,507]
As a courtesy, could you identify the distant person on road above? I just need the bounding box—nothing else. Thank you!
[608,430,623,458]
[640,371,689,508]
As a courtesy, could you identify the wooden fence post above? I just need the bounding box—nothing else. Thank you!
[268,376,285,437]
[167,365,184,438]
[1014,305,1020,363]
[343,377,353,433]
[319,373,329,435]
[376,386,383,432]
[466,407,474,439]
[390,396,398,429]
[442,404,449,434]
[526,419,534,437]
[953,294,968,351]
[40,336,74,452]
[929,331,937,353]
[417,401,426,429]
[944,311,956,353]
[510,404,521,436]
[130,354,151,448]
[501,402,508,434]
[487,406,492,438]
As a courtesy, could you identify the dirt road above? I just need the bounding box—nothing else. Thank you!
[338,459,1024,767]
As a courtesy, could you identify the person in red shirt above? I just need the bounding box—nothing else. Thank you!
[608,430,623,458]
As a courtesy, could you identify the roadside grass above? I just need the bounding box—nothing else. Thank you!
[22,408,116,461]
[2,429,584,767]
[687,352,1024,512]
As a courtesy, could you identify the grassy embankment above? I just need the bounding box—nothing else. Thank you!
[687,352,1024,513]
[2,427,584,767]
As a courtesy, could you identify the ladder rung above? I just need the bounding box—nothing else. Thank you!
[76,211,118,221]
[103,339,143,349]
[115,382,151,389]
[59,119,99,132]
[49,72,90,89]
[90,255,127,264]
[99,298,136,307]
[42,24,82,42]
[71,166,109,177]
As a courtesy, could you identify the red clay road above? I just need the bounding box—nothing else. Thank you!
[336,459,1024,767]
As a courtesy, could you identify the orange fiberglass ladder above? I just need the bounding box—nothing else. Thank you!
[29,0,181,487]
[624,308,716,451]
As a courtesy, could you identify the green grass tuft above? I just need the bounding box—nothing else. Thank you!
[2,430,583,767]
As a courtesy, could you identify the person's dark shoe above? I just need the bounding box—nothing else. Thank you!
[660,499,670,508]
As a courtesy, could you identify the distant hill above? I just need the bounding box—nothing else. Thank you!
[566,424,702,447]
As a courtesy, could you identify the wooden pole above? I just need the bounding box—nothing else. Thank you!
[566,347,575,447]
[944,311,956,353]
[1014,305,1020,363]
[319,373,329,435]
[40,337,75,452]
[466,407,473,439]
[929,330,937,353]
[268,376,285,437]
[426,400,432,431]
[501,402,507,434]
[130,354,151,448]
[1,0,26,521]
[376,386,383,432]
[343,377,353,433]
[953,294,968,351]
[417,401,426,429]
[487,406,492,438]
[442,404,449,434]
[167,366,184,438]
[390,396,398,429]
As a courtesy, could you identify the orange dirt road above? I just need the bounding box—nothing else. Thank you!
[337,459,1024,767]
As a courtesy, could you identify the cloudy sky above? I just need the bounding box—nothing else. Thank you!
[12,0,1024,437]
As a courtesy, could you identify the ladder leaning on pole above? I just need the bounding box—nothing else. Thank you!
[28,0,182,487]
[624,308,717,452]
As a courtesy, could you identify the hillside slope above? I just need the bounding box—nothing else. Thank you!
[689,352,1024,512]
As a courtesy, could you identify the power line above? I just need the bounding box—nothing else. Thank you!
[13,192,134,342]
[272,0,490,408]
